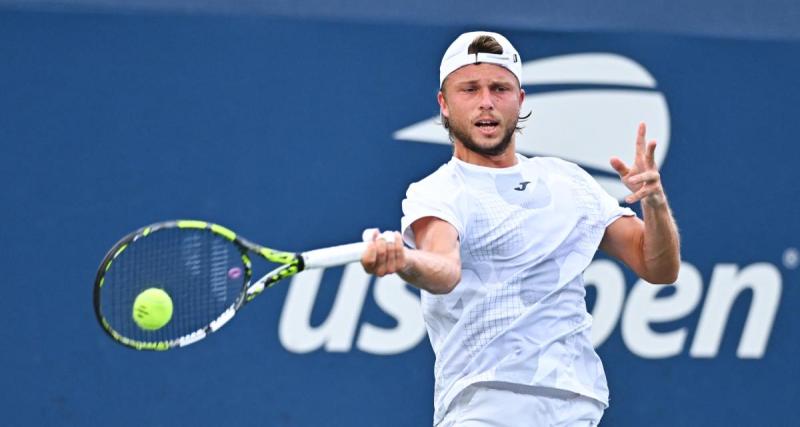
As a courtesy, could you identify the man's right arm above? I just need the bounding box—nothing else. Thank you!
[361,216,461,295]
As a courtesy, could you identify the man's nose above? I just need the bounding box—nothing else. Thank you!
[478,87,494,110]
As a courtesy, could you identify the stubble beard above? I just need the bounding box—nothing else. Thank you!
[449,117,518,157]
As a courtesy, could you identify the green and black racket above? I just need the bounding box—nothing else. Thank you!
[93,220,375,351]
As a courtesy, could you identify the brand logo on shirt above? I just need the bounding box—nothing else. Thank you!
[513,181,531,191]
[392,53,671,201]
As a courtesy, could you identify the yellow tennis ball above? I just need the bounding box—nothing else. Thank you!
[132,288,173,331]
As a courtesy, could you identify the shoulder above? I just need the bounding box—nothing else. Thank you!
[406,160,463,198]
[401,160,468,244]
[527,156,583,172]
[521,156,592,180]
[524,156,614,201]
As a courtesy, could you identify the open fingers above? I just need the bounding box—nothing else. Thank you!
[625,187,649,204]
[610,156,630,177]
[624,179,662,204]
[625,186,656,204]
[645,140,657,168]
[628,170,660,186]
[635,122,647,157]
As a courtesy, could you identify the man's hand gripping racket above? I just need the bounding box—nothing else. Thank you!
[93,220,395,351]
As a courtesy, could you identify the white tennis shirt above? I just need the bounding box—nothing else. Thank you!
[400,154,634,426]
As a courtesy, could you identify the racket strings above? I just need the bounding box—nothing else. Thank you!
[100,228,246,344]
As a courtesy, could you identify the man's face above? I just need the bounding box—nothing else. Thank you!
[438,63,525,157]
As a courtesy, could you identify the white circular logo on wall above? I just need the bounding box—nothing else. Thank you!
[393,53,671,201]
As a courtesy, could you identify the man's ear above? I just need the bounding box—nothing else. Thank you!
[437,91,448,119]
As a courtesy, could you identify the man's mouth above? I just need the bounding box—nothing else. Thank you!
[474,119,500,134]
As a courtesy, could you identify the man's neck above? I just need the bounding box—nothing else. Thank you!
[453,141,518,168]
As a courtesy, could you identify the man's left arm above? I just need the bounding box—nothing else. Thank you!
[600,123,681,284]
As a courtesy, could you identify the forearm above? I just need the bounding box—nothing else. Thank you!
[399,248,461,295]
[640,194,681,283]
[360,219,462,293]
[606,122,680,283]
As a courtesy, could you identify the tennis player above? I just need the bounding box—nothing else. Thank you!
[361,31,680,426]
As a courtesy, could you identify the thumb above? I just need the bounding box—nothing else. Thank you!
[609,157,630,177]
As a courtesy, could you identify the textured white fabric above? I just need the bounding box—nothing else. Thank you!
[439,382,604,427]
[400,154,634,426]
[439,31,522,88]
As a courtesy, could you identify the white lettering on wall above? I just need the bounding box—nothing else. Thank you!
[279,264,370,353]
[690,263,782,359]
[356,274,427,355]
[621,263,703,358]
[278,261,783,359]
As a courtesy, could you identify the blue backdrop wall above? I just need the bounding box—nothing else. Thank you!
[1,7,798,427]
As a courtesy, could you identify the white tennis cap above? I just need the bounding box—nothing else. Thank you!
[439,31,522,89]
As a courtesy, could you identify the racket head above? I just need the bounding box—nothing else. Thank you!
[93,220,254,350]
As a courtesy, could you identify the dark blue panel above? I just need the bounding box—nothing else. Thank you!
[1,9,798,427]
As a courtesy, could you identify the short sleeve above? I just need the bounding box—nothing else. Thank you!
[599,188,636,227]
[400,179,465,249]
[567,161,636,226]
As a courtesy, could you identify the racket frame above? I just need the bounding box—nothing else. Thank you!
[94,220,368,350]
[94,220,305,351]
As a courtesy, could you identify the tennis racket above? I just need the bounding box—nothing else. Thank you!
[93,220,384,351]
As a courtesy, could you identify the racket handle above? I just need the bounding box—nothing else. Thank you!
[301,242,368,269]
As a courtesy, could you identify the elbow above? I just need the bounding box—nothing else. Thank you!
[663,257,681,284]
[642,263,680,285]
[657,270,680,285]
[666,267,680,284]
[638,248,681,284]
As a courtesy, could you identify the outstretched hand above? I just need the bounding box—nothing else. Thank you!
[609,123,666,206]
[361,229,406,277]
